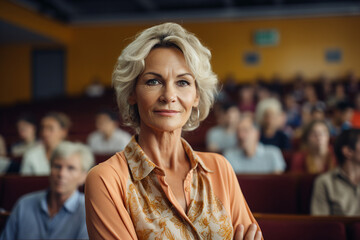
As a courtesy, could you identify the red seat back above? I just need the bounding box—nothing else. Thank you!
[349,222,360,240]
[0,176,49,211]
[237,174,298,214]
[258,219,346,240]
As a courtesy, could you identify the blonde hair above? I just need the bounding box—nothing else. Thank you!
[112,22,218,132]
[255,98,282,126]
[51,141,95,172]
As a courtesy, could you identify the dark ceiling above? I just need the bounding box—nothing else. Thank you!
[1,0,359,44]
[10,0,360,24]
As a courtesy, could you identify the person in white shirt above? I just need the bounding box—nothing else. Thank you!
[20,112,71,175]
[224,114,286,174]
[87,110,131,155]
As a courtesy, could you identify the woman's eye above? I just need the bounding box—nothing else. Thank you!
[146,79,161,86]
[177,80,190,87]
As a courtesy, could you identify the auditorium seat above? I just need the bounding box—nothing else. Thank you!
[298,174,318,214]
[349,222,360,240]
[257,218,347,240]
[0,176,49,211]
[281,150,294,171]
[237,174,298,214]
[0,212,10,233]
[95,154,113,165]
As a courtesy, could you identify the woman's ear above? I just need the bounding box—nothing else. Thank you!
[193,94,200,108]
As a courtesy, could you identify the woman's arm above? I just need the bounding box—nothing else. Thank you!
[85,164,138,240]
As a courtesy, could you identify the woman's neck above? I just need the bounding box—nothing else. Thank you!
[264,127,276,138]
[138,126,186,171]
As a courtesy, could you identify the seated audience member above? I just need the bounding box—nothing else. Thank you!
[238,85,256,113]
[284,93,301,130]
[87,109,131,154]
[0,134,6,157]
[85,78,105,98]
[256,98,291,150]
[206,103,240,153]
[0,134,10,173]
[302,84,326,112]
[11,114,39,157]
[20,112,71,175]
[311,129,360,216]
[351,93,360,128]
[0,141,94,239]
[291,120,336,174]
[328,101,354,137]
[224,115,286,173]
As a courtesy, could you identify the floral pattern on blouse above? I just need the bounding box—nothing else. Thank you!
[123,136,233,240]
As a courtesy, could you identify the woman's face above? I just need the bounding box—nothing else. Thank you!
[308,123,329,149]
[41,117,67,148]
[17,120,36,141]
[130,47,199,133]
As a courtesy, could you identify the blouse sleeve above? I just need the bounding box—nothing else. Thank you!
[221,156,262,235]
[85,163,138,240]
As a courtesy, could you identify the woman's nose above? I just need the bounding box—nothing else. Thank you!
[159,85,177,103]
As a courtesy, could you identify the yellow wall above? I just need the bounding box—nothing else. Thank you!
[1,14,360,104]
[66,16,360,95]
[0,44,32,104]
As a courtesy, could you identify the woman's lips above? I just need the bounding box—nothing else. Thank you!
[154,109,180,117]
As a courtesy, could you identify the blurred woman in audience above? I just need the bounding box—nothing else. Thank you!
[238,85,256,113]
[302,84,326,114]
[85,23,261,239]
[256,98,291,150]
[291,120,336,174]
[206,102,240,153]
[11,114,39,157]
[20,112,71,175]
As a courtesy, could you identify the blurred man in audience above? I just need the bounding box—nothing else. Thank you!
[311,129,360,216]
[87,109,131,155]
[206,103,240,153]
[224,115,286,173]
[1,141,94,239]
[328,101,354,137]
[11,114,39,158]
[20,112,71,175]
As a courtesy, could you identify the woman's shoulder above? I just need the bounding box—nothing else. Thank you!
[195,151,233,173]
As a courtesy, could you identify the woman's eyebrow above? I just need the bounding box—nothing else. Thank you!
[178,73,194,79]
[143,72,162,78]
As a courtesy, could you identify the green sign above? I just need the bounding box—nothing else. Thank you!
[254,29,279,46]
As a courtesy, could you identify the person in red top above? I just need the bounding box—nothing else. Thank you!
[291,119,337,173]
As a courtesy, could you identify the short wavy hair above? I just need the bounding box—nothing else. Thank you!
[51,141,95,172]
[112,22,218,132]
[255,98,283,127]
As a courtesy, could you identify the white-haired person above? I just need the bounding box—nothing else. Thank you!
[1,141,95,240]
[20,112,71,175]
[255,98,291,150]
[85,23,262,240]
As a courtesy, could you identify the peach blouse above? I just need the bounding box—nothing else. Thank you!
[85,136,260,239]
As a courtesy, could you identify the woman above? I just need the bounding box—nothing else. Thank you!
[85,23,261,240]
[20,112,71,175]
[291,120,337,173]
[256,98,291,150]
[11,114,39,157]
